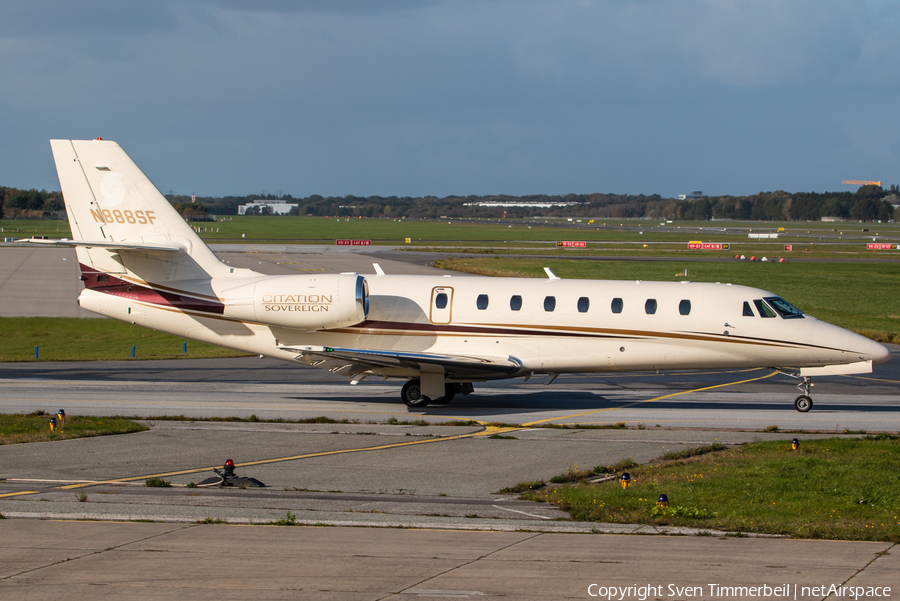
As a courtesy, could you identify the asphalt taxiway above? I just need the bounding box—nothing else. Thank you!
[1,353,897,528]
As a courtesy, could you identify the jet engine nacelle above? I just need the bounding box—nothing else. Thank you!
[223,273,367,329]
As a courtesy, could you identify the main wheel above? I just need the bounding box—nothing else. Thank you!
[429,388,455,405]
[401,379,430,407]
[794,395,813,412]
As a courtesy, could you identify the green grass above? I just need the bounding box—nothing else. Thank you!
[177,216,900,247]
[7,216,898,253]
[272,511,299,526]
[523,437,900,541]
[435,258,900,343]
[145,478,172,487]
[0,317,249,362]
[1,219,72,238]
[0,412,148,445]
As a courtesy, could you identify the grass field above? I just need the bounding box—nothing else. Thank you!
[435,258,900,343]
[4,216,899,251]
[0,411,148,445]
[522,436,900,542]
[0,317,248,362]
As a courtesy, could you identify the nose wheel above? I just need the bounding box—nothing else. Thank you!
[794,395,813,412]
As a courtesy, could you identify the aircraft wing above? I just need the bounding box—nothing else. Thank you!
[18,238,184,253]
[279,345,524,379]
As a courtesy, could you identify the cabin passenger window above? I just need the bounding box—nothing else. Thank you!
[476,294,489,310]
[577,297,590,313]
[743,301,755,317]
[645,299,657,314]
[754,299,776,318]
[510,295,522,311]
[435,293,448,309]
[611,298,623,314]
[679,300,691,315]
[544,296,556,312]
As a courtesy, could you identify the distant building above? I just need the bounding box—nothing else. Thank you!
[821,216,844,222]
[677,191,703,200]
[237,200,298,215]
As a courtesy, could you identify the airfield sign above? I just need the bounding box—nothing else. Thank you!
[688,242,727,250]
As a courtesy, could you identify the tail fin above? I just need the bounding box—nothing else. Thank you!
[51,139,229,281]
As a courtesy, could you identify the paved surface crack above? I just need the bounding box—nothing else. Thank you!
[0,523,196,582]
[382,532,544,600]
[825,542,896,600]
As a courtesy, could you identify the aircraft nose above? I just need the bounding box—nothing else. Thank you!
[869,339,892,365]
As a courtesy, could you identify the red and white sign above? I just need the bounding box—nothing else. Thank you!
[867,243,895,250]
[557,241,587,248]
[784,244,793,252]
[336,239,351,245]
[336,239,372,246]
[688,242,723,250]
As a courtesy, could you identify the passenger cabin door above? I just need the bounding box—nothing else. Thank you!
[430,287,453,324]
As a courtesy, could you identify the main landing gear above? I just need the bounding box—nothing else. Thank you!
[400,379,474,407]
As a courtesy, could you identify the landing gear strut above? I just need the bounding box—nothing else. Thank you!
[793,376,813,413]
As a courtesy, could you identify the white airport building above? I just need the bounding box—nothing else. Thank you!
[237,200,298,215]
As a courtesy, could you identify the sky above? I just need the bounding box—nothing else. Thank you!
[2,0,899,198]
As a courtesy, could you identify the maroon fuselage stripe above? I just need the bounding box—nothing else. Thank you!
[80,264,224,314]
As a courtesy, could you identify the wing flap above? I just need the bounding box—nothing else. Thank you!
[280,345,524,378]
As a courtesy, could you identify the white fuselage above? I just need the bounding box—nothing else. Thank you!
[77,272,889,381]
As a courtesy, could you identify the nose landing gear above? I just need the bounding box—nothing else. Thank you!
[775,369,815,412]
[793,375,813,412]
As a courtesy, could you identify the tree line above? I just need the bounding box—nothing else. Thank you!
[3,185,898,222]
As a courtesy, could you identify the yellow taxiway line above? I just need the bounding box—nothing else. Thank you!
[521,369,778,427]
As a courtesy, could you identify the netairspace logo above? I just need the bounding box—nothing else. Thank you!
[100,172,125,207]
[586,583,891,600]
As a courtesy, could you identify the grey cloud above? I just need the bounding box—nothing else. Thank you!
[0,1,178,36]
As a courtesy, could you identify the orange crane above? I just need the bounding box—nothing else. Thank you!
[842,179,881,186]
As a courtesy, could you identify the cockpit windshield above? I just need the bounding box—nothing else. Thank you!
[764,296,804,319]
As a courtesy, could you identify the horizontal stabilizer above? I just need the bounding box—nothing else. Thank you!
[800,360,873,376]
[280,345,524,378]
[17,238,184,253]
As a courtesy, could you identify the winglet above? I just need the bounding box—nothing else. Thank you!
[544,267,561,280]
[373,263,385,276]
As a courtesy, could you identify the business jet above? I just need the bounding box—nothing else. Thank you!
[22,139,891,412]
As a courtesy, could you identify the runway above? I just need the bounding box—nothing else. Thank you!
[2,353,898,429]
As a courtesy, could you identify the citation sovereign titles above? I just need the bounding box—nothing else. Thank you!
[262,294,333,312]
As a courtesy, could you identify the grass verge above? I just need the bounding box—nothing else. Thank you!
[0,412,148,445]
[522,436,900,541]
[0,317,250,362]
